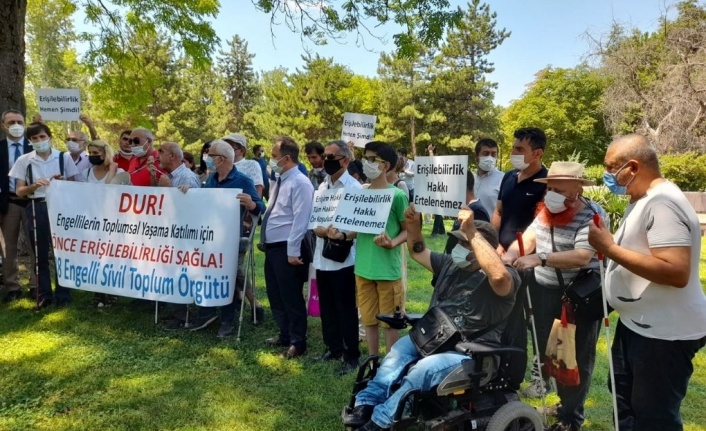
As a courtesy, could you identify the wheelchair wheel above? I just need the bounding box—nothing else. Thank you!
[485,401,543,431]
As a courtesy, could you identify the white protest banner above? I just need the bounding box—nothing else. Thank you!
[46,181,240,306]
[413,155,468,217]
[331,188,396,234]
[308,188,344,229]
[37,88,81,121]
[341,112,376,148]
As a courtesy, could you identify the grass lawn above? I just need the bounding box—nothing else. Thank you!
[1,225,705,431]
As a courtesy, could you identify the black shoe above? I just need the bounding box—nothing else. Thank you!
[359,420,388,431]
[2,290,22,303]
[27,288,38,299]
[163,318,185,331]
[282,345,307,359]
[547,422,579,431]
[33,298,53,312]
[217,322,234,338]
[313,350,342,362]
[253,306,265,325]
[264,336,289,347]
[342,405,374,427]
[338,358,360,375]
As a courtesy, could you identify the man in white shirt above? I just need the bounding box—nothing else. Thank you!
[311,140,361,374]
[472,138,505,218]
[398,149,415,200]
[10,122,79,311]
[589,134,706,431]
[222,133,263,197]
[261,136,314,359]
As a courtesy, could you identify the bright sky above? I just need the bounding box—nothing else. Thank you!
[208,0,671,106]
[71,1,672,107]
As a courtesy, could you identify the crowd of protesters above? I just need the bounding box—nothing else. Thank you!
[1,108,705,431]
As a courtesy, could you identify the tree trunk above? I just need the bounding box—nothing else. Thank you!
[0,0,27,126]
[410,115,416,158]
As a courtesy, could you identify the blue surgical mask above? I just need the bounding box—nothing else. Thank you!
[204,155,216,171]
[451,244,472,269]
[603,161,632,195]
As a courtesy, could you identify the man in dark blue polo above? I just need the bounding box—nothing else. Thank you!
[491,127,548,252]
[185,139,265,337]
[490,127,549,398]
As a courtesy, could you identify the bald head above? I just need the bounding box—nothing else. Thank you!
[607,134,659,171]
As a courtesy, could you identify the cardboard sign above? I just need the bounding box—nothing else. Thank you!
[413,155,468,217]
[37,88,81,121]
[341,112,376,148]
[331,188,396,234]
[308,188,345,229]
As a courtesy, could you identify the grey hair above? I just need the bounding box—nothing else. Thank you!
[210,139,235,164]
[326,139,352,159]
[133,127,154,140]
[1,109,23,124]
[162,142,183,159]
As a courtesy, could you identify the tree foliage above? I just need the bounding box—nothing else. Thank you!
[501,65,610,166]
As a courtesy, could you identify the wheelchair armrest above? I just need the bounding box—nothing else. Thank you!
[375,313,424,329]
[455,341,525,356]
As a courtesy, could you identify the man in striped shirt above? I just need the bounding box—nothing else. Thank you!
[502,161,606,431]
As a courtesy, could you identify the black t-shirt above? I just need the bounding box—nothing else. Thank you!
[429,252,518,343]
[497,167,548,249]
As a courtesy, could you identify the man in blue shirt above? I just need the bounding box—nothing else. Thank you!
[186,139,265,337]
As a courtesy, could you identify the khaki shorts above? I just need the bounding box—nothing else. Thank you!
[356,275,403,328]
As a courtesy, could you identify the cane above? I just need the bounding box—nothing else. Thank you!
[31,199,40,309]
[594,214,620,431]
[517,231,548,425]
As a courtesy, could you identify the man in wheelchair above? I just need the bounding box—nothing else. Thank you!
[343,206,541,431]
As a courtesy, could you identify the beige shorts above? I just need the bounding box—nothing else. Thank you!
[356,275,403,328]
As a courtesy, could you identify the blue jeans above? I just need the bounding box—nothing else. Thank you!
[355,336,473,429]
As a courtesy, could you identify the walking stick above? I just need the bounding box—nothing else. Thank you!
[31,199,40,309]
[594,214,620,431]
[517,231,547,425]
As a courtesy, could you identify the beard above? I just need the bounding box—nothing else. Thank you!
[535,201,580,227]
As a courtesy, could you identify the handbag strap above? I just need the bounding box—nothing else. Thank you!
[549,226,568,294]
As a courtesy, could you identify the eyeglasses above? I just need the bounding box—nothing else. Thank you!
[129,138,144,146]
[362,156,386,164]
[324,154,345,161]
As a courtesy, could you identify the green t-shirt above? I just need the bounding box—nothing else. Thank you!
[354,185,409,280]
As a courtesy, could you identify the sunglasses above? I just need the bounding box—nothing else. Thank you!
[362,156,386,164]
[129,138,144,146]
[324,154,345,161]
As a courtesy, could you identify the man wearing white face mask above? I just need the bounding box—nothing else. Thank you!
[0,109,37,303]
[66,130,91,181]
[127,127,162,187]
[492,127,548,252]
[11,122,80,311]
[502,161,606,431]
[472,138,504,218]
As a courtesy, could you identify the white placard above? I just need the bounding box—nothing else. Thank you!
[46,181,240,306]
[341,112,377,148]
[413,155,468,217]
[331,188,396,234]
[308,188,345,229]
[37,88,81,121]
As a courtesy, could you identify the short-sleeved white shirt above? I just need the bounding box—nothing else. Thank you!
[606,181,706,340]
[9,149,80,198]
[474,168,505,217]
[234,158,264,187]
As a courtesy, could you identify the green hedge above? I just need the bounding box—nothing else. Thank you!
[584,152,706,192]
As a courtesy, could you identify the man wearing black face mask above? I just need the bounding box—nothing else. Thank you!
[311,140,362,374]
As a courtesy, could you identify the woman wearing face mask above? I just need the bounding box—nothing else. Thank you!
[197,141,212,185]
[501,162,607,431]
[83,140,123,185]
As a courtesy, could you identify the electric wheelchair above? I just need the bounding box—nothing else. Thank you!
[341,286,543,431]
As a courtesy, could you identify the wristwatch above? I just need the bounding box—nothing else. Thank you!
[538,252,548,267]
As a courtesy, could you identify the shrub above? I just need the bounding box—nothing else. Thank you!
[584,165,604,186]
[583,186,629,232]
[660,152,706,192]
